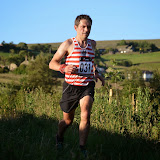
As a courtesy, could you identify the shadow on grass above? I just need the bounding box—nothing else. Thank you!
[0,113,159,160]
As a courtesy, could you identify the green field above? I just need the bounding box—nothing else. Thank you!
[0,52,10,57]
[0,73,23,84]
[27,39,160,50]
[102,51,160,71]
[96,39,160,49]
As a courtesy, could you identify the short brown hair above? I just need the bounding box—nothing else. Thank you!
[75,14,92,26]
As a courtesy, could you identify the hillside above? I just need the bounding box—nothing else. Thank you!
[27,39,160,50]
[96,39,160,49]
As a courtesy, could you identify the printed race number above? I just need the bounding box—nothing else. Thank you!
[79,61,92,74]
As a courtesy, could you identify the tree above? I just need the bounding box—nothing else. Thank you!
[0,41,17,52]
[30,44,52,53]
[0,56,7,66]
[150,43,159,52]
[22,54,60,92]
[117,40,127,46]
[19,50,28,57]
[41,44,51,53]
[17,42,28,50]
[8,54,25,66]
[10,49,15,54]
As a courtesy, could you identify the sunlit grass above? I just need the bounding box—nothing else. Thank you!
[102,52,160,71]
[0,85,160,160]
[0,73,24,84]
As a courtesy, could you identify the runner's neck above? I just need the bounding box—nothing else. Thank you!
[75,36,88,48]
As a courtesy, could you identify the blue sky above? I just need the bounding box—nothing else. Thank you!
[1,0,160,44]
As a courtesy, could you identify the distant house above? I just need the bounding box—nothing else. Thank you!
[142,71,153,81]
[20,56,35,66]
[117,45,134,53]
[126,70,153,81]
[9,63,17,71]
[20,56,29,66]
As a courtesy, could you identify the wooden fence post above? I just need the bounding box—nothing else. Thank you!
[136,100,138,112]
[132,93,137,113]
[109,89,113,104]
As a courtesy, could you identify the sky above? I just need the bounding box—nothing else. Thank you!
[1,0,160,44]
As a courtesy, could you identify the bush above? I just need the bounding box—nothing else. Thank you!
[0,66,9,73]
[0,66,3,73]
[8,54,25,66]
[19,50,28,56]
[122,68,145,96]
[21,54,60,92]
[114,59,133,67]
[121,60,132,67]
[3,66,9,73]
[12,64,27,74]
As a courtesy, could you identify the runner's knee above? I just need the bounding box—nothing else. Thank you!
[81,111,90,124]
[64,119,73,126]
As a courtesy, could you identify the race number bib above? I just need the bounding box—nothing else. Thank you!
[78,57,93,74]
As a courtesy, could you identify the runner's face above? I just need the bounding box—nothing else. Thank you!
[75,19,91,39]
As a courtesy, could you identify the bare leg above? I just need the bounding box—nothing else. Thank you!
[57,109,75,138]
[79,95,93,146]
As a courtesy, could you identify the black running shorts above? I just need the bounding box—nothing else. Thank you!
[60,81,95,113]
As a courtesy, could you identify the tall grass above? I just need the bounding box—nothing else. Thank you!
[92,87,159,140]
[0,85,160,160]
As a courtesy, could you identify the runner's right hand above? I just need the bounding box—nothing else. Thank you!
[64,65,77,74]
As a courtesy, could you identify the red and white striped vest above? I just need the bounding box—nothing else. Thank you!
[65,37,95,86]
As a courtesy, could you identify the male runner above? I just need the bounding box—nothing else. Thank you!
[49,14,104,155]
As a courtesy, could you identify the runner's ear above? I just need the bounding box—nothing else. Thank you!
[74,25,78,31]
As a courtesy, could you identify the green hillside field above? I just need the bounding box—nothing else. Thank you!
[102,51,160,71]
[96,39,160,49]
[27,39,160,50]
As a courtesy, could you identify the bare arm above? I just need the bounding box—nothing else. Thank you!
[91,40,105,86]
[49,40,68,71]
[49,39,77,74]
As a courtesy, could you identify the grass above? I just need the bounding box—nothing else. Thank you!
[102,51,160,71]
[1,113,159,160]
[103,52,160,64]
[0,73,24,84]
[96,39,160,49]
[0,86,160,160]
[0,52,10,57]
